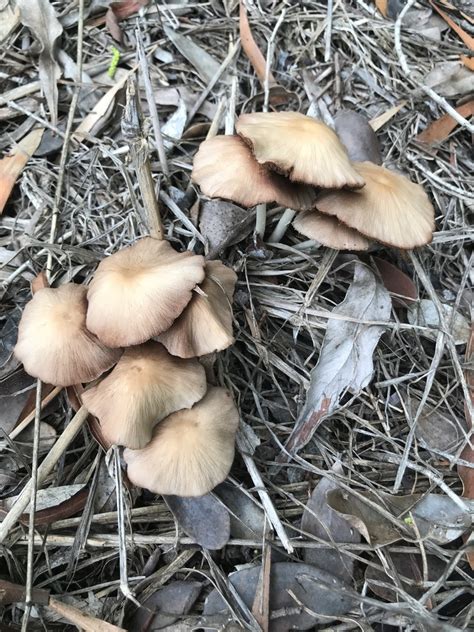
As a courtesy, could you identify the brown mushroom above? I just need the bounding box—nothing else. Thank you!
[192,135,317,209]
[236,111,365,189]
[14,284,120,386]
[293,211,370,251]
[158,261,237,358]
[86,237,206,348]
[124,387,239,497]
[82,342,207,449]
[315,161,435,248]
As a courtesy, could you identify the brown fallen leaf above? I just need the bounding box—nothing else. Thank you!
[105,0,149,43]
[0,128,44,214]
[369,101,406,132]
[372,257,417,307]
[429,1,474,49]
[416,99,474,145]
[0,486,88,526]
[17,0,63,125]
[375,0,405,19]
[461,55,474,71]
[459,325,474,568]
[239,1,288,106]
[31,270,49,294]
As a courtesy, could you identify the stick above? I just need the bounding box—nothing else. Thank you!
[0,406,89,544]
[136,23,170,181]
[122,78,164,240]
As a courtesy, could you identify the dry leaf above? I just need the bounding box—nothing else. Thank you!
[105,0,149,43]
[17,0,63,125]
[365,553,445,601]
[215,482,266,539]
[407,299,470,345]
[375,0,405,19]
[301,465,361,584]
[369,101,407,132]
[127,581,201,631]
[372,257,417,307]
[327,489,471,546]
[460,55,474,71]
[0,484,87,526]
[162,99,187,149]
[429,0,474,49]
[199,200,251,257]
[0,1,20,43]
[0,128,44,214]
[31,270,49,294]
[164,25,229,85]
[415,405,468,455]
[280,263,391,458]
[239,1,288,106]
[74,70,131,139]
[416,99,474,145]
[424,61,474,97]
[204,562,355,631]
[164,493,230,550]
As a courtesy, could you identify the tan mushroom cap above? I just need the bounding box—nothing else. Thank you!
[14,284,120,387]
[315,162,435,249]
[86,237,206,348]
[236,112,365,189]
[293,211,370,251]
[158,261,237,358]
[124,387,239,497]
[82,342,207,449]
[192,135,317,210]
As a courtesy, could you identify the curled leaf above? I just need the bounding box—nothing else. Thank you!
[17,0,63,125]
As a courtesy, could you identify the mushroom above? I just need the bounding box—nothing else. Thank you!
[314,161,435,248]
[334,110,382,165]
[158,261,237,358]
[14,284,120,386]
[86,237,206,348]
[81,342,207,449]
[124,387,239,497]
[236,111,365,189]
[293,211,370,251]
[192,134,317,209]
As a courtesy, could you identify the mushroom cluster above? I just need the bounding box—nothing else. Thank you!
[14,236,239,497]
[192,111,435,250]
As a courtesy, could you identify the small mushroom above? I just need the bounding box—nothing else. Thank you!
[158,261,237,358]
[124,387,239,497]
[334,110,383,165]
[315,161,435,248]
[293,211,370,251]
[86,237,206,347]
[14,284,120,386]
[82,342,207,449]
[192,135,317,209]
[236,111,365,189]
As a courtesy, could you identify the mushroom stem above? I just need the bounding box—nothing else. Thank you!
[122,79,164,241]
[255,203,267,239]
[0,406,89,544]
[268,208,297,243]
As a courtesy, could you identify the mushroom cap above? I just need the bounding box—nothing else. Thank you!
[236,112,365,189]
[192,135,317,210]
[124,387,239,497]
[315,162,435,249]
[158,261,237,358]
[334,110,382,165]
[14,284,120,386]
[81,342,207,449]
[86,238,206,347]
[293,211,370,251]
